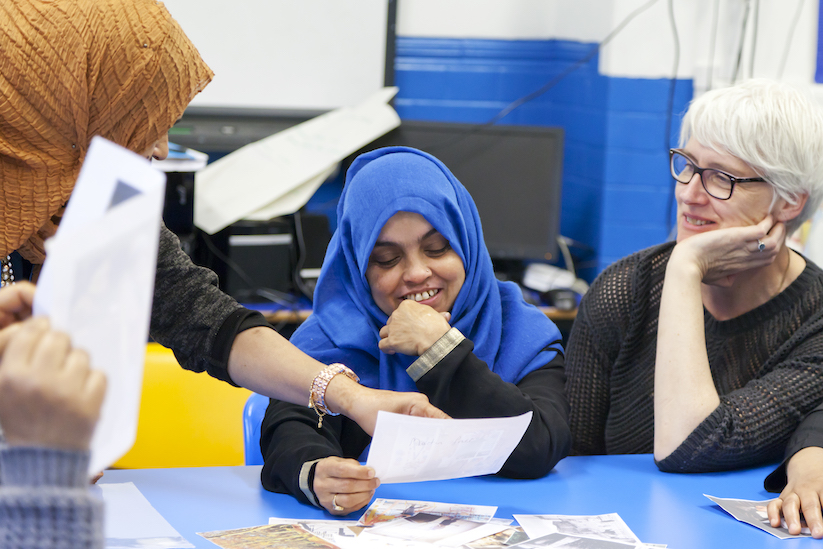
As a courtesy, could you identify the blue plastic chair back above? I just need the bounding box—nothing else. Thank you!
[243,393,269,465]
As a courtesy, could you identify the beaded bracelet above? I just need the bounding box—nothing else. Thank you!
[308,363,360,428]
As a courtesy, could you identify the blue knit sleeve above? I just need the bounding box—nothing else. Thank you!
[0,445,103,549]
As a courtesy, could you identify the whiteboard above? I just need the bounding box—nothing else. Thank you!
[163,0,389,111]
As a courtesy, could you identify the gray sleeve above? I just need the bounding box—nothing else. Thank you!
[149,223,247,384]
[298,459,324,508]
[0,446,103,549]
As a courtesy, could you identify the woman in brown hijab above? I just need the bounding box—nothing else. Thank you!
[0,0,211,266]
[0,0,443,480]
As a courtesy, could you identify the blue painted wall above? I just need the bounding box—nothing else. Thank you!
[393,37,692,279]
[818,0,823,83]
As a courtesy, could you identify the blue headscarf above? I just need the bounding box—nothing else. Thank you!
[290,147,563,392]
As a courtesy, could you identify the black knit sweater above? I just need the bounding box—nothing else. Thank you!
[566,241,823,472]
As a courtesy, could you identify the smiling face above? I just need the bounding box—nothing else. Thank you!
[365,211,466,316]
[675,138,777,243]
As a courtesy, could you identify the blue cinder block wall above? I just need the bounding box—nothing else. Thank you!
[394,37,693,280]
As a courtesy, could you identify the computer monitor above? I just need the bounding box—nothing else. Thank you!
[361,120,564,263]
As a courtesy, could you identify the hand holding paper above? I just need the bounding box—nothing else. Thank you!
[365,411,532,484]
[0,316,106,452]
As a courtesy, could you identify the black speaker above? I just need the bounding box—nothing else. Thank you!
[224,219,294,302]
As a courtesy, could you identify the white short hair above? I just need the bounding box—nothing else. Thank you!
[679,78,823,233]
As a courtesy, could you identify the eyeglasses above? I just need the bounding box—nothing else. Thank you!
[669,149,766,200]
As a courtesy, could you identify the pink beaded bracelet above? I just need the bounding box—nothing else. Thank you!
[308,363,360,428]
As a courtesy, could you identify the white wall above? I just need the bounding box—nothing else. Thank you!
[396,0,611,41]
[163,0,388,111]
[689,0,819,91]
[162,0,822,109]
[397,0,821,93]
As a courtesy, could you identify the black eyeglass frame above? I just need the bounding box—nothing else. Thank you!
[669,148,767,200]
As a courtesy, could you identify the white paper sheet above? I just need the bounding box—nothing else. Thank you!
[34,136,165,474]
[194,87,400,234]
[98,482,194,548]
[241,165,337,222]
[365,411,532,484]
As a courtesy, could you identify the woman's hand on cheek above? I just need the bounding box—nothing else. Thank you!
[672,216,782,286]
[378,300,451,356]
[314,457,379,515]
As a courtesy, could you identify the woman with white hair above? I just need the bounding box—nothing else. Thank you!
[566,79,823,474]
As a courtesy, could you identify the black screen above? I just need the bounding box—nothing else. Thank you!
[361,121,564,262]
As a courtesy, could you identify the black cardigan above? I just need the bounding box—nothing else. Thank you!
[765,402,823,492]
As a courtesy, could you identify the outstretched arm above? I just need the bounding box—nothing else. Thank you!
[152,225,446,433]
[227,325,447,437]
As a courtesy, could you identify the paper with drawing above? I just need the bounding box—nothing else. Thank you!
[34,136,165,473]
[365,411,532,484]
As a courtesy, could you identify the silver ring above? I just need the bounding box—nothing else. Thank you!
[332,495,344,512]
[757,239,765,252]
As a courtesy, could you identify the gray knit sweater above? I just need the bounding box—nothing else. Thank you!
[150,224,268,385]
[566,242,823,472]
[0,446,103,549]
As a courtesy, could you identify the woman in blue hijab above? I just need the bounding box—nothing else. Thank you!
[260,147,571,514]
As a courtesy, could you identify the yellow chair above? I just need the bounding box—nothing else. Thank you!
[113,343,251,468]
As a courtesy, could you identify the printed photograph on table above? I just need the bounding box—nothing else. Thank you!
[511,533,643,548]
[705,494,813,539]
[198,523,339,549]
[513,514,641,546]
[269,518,361,546]
[360,512,507,546]
[466,527,529,548]
[359,498,497,527]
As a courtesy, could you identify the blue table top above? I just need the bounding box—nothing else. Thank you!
[101,454,813,548]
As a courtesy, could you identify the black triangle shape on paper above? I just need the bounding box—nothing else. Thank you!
[108,179,142,209]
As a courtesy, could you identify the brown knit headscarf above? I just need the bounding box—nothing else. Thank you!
[0,0,213,261]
